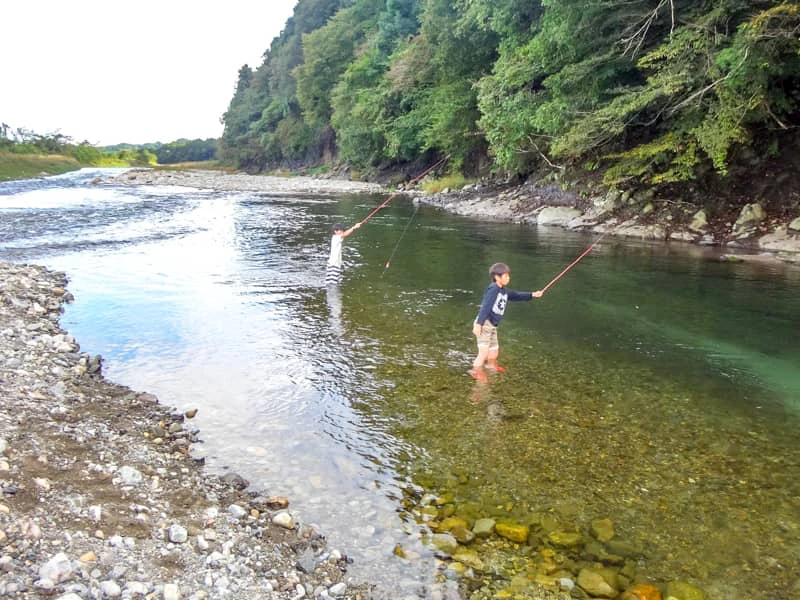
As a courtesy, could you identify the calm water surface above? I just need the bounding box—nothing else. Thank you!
[1,169,799,598]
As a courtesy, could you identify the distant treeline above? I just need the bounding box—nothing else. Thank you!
[220,0,799,187]
[104,139,218,164]
[0,123,155,166]
[1,124,219,168]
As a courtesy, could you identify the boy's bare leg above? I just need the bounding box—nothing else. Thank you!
[470,347,490,380]
[486,349,506,372]
[472,347,489,371]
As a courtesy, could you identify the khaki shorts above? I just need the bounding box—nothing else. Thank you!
[476,321,499,351]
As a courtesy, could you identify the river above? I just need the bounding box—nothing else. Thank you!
[1,168,799,599]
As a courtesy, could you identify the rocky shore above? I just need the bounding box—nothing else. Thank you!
[417,181,800,265]
[0,262,372,599]
[103,168,800,265]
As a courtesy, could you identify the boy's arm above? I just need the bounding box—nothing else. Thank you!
[473,286,497,331]
[507,289,543,301]
[341,222,362,238]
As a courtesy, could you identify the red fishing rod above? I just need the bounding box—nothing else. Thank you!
[540,230,609,293]
[358,156,449,227]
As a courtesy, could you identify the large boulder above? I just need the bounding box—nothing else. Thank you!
[758,226,800,253]
[537,206,583,226]
[733,203,766,235]
[688,209,708,232]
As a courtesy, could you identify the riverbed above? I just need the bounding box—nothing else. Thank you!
[1,168,799,599]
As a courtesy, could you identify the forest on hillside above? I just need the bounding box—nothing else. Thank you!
[221,0,799,194]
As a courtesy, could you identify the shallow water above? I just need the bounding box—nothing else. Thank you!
[1,169,799,598]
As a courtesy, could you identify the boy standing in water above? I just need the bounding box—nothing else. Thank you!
[326,222,360,285]
[470,262,543,380]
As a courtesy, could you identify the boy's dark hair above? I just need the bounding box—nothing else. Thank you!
[489,262,510,279]
[332,223,344,233]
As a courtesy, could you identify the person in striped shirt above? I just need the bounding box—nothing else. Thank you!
[326,221,360,286]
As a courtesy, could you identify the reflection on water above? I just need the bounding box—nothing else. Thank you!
[1,170,799,598]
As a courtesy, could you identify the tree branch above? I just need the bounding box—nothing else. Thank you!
[517,137,566,170]
[667,48,749,115]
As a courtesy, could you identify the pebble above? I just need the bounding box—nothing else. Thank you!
[273,512,296,529]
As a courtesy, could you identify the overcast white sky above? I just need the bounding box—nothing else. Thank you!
[1,1,298,146]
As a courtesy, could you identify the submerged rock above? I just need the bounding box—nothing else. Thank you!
[665,580,706,600]
[622,583,663,600]
[495,522,529,544]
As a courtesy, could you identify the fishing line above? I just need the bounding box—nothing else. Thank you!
[357,156,449,227]
[540,230,610,293]
[380,204,420,277]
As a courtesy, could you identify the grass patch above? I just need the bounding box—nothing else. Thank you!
[93,156,130,167]
[0,151,81,181]
[420,174,472,194]
[155,160,232,171]
[303,164,331,176]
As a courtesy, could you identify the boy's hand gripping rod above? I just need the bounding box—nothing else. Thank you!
[540,231,609,294]
[357,156,449,226]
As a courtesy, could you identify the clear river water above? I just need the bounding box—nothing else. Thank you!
[1,168,799,599]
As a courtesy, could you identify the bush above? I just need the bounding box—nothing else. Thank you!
[420,173,472,193]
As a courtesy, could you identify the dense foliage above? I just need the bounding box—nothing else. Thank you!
[152,139,218,164]
[221,0,800,188]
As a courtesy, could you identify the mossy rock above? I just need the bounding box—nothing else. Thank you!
[439,516,470,532]
[453,548,485,571]
[495,522,530,544]
[548,530,584,548]
[664,580,706,600]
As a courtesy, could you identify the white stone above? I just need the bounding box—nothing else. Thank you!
[559,577,576,591]
[168,524,188,544]
[126,581,148,595]
[100,580,122,597]
[22,520,42,539]
[329,582,347,596]
[117,466,142,486]
[228,504,246,519]
[328,549,343,562]
[38,552,73,584]
[163,583,181,600]
[272,512,295,529]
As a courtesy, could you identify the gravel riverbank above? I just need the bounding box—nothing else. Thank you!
[102,169,384,196]
[0,262,373,600]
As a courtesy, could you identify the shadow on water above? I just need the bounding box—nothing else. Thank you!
[1,170,799,598]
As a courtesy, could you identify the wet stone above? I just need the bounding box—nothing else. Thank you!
[472,518,495,538]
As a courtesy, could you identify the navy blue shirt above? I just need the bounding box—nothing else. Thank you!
[475,283,532,327]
